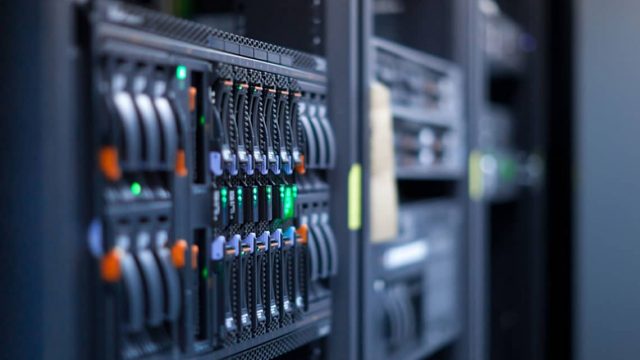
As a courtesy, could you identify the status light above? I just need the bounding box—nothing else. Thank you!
[284,186,294,219]
[130,182,142,196]
[285,185,293,201]
[176,65,188,80]
[221,187,228,204]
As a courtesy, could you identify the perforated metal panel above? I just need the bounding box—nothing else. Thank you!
[230,324,328,360]
[100,2,324,73]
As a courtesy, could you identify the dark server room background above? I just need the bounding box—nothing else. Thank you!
[1,0,639,359]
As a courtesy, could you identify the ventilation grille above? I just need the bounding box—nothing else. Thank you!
[101,2,325,73]
[229,323,328,360]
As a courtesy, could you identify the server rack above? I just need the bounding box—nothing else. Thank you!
[359,1,471,360]
[469,1,548,359]
[0,1,555,360]
[356,1,549,360]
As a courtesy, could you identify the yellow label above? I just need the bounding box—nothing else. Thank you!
[469,150,483,201]
[348,163,362,230]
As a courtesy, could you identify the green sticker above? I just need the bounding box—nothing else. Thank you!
[469,150,483,201]
[348,163,362,230]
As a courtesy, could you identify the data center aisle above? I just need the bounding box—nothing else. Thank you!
[0,1,557,359]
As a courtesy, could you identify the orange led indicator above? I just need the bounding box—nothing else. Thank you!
[99,146,121,181]
[296,224,309,245]
[295,154,306,175]
[191,245,199,269]
[175,149,188,177]
[189,86,197,112]
[101,249,121,283]
[171,239,188,268]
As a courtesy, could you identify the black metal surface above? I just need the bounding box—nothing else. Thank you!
[480,0,549,359]
[97,2,325,73]
[545,0,573,359]
[243,0,325,56]
[0,1,47,359]
[374,0,455,60]
[463,0,488,358]
[325,0,365,359]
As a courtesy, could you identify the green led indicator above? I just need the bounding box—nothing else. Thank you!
[200,115,205,125]
[176,65,187,80]
[201,267,208,279]
[266,186,272,200]
[284,186,294,219]
[130,182,142,196]
[237,85,243,90]
[221,187,228,204]
[253,187,258,203]
[279,185,285,196]
[292,185,298,199]
[237,187,243,205]
[500,158,517,182]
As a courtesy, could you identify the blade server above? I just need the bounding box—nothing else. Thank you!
[87,2,338,358]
